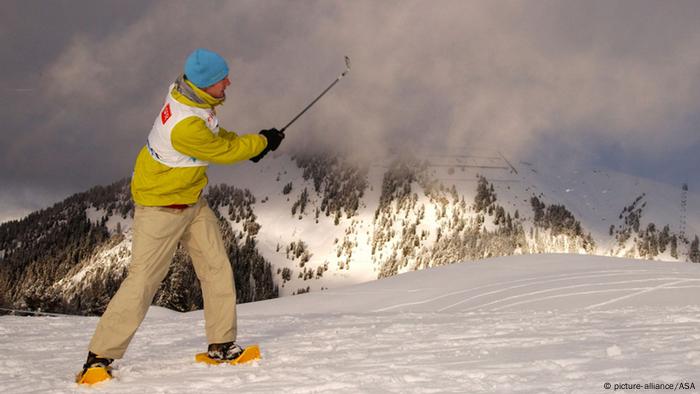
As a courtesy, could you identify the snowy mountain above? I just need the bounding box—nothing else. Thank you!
[1,151,698,315]
[1,254,698,393]
[208,151,698,295]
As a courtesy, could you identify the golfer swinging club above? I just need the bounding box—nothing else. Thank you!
[78,48,284,381]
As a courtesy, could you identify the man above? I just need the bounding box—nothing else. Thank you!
[79,48,284,380]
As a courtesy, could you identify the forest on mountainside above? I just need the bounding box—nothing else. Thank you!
[0,180,278,315]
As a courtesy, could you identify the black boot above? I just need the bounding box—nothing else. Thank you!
[207,342,243,361]
[83,351,114,372]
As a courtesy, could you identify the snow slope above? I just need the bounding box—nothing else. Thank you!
[1,254,699,393]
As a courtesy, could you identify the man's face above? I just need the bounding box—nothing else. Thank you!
[203,76,231,99]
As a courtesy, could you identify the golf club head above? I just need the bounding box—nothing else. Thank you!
[342,56,351,76]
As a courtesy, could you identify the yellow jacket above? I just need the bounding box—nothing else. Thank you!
[131,80,267,206]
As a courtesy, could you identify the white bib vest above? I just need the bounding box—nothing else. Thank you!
[146,84,220,167]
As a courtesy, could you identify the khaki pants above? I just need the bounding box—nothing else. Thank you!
[89,199,237,359]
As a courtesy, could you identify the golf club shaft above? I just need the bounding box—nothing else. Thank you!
[280,57,350,133]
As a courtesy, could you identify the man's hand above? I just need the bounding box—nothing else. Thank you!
[260,128,284,151]
[250,128,285,163]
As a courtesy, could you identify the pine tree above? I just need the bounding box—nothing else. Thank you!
[689,236,700,263]
[670,235,678,259]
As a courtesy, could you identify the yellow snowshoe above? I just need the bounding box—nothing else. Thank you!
[195,343,261,365]
[75,365,112,384]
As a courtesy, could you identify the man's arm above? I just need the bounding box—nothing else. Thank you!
[171,116,267,164]
[217,125,239,141]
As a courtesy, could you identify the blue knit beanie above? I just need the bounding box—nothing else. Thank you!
[184,48,229,88]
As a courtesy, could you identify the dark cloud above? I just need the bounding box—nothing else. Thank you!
[1,0,699,220]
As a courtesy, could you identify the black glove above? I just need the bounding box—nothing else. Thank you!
[250,128,285,163]
[260,128,284,151]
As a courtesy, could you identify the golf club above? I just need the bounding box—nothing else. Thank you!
[280,56,351,133]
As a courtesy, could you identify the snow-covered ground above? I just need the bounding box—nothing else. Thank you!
[1,254,699,393]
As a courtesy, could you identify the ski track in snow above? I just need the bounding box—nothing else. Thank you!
[1,254,699,393]
[374,270,650,312]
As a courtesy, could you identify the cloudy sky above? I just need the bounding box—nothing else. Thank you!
[1,0,699,222]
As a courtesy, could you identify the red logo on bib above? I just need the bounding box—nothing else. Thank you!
[161,104,172,124]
